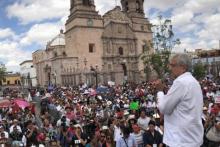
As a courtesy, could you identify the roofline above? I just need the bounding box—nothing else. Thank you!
[32,49,45,54]
[20,60,33,66]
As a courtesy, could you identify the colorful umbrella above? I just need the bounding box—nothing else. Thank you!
[13,99,30,109]
[0,99,11,108]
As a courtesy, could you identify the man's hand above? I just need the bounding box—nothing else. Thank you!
[154,79,166,91]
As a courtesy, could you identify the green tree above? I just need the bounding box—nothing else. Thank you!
[0,66,6,80]
[141,15,180,80]
[193,63,206,80]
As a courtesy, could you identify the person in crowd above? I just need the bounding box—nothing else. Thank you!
[116,126,137,147]
[113,118,123,143]
[98,131,108,147]
[25,121,39,146]
[105,131,115,147]
[0,125,8,139]
[25,110,36,123]
[71,124,88,147]
[156,53,204,147]
[57,125,72,147]
[203,113,220,146]
[130,124,144,147]
[10,126,24,147]
[137,109,150,131]
[9,119,22,133]
[143,120,163,147]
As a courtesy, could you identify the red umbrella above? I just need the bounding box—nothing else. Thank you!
[0,99,11,108]
[13,99,30,109]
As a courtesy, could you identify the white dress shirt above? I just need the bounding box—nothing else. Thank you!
[157,72,204,147]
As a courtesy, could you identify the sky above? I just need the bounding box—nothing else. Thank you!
[0,0,220,72]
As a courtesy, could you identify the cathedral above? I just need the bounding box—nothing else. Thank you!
[33,0,153,86]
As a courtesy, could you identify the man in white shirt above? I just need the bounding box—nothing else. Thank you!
[155,53,204,147]
[9,119,22,133]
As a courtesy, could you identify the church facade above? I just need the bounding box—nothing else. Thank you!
[33,0,153,87]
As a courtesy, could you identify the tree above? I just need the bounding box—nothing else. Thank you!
[0,66,6,86]
[193,63,206,80]
[141,15,180,80]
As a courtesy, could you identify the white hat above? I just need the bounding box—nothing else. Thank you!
[84,90,90,94]
[101,126,109,130]
[203,106,208,111]
[97,95,102,100]
[128,115,135,120]
[107,101,112,106]
[124,110,129,116]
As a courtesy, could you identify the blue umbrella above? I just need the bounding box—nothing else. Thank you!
[96,86,109,94]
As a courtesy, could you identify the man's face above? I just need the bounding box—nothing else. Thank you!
[149,124,155,132]
[169,58,185,78]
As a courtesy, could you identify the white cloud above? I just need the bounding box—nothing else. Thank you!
[2,0,220,72]
[144,0,185,13]
[6,0,69,24]
[0,28,15,39]
[0,41,32,72]
[196,13,220,41]
[171,11,194,27]
[94,0,116,15]
[20,22,63,46]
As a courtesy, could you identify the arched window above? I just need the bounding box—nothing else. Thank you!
[118,47,124,55]
[54,52,58,57]
[63,51,67,56]
[125,2,129,11]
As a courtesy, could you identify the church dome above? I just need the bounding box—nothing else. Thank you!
[48,29,65,46]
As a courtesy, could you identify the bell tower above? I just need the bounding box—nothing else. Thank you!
[121,0,144,17]
[68,0,100,21]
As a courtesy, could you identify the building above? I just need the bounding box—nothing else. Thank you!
[33,30,76,86]
[20,60,37,87]
[192,49,220,79]
[33,0,153,86]
[0,73,21,86]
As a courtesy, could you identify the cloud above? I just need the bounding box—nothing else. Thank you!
[94,0,117,15]
[0,41,32,72]
[2,0,220,72]
[0,28,15,39]
[196,13,220,41]
[171,11,194,27]
[20,22,63,46]
[6,0,69,24]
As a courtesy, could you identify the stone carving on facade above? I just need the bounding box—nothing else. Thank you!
[103,6,132,26]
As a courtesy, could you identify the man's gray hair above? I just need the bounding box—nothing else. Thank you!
[171,53,192,72]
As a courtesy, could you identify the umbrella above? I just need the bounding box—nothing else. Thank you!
[13,99,30,109]
[96,86,109,94]
[0,99,11,108]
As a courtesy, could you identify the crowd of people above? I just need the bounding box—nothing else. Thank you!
[0,55,220,147]
[0,78,219,147]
